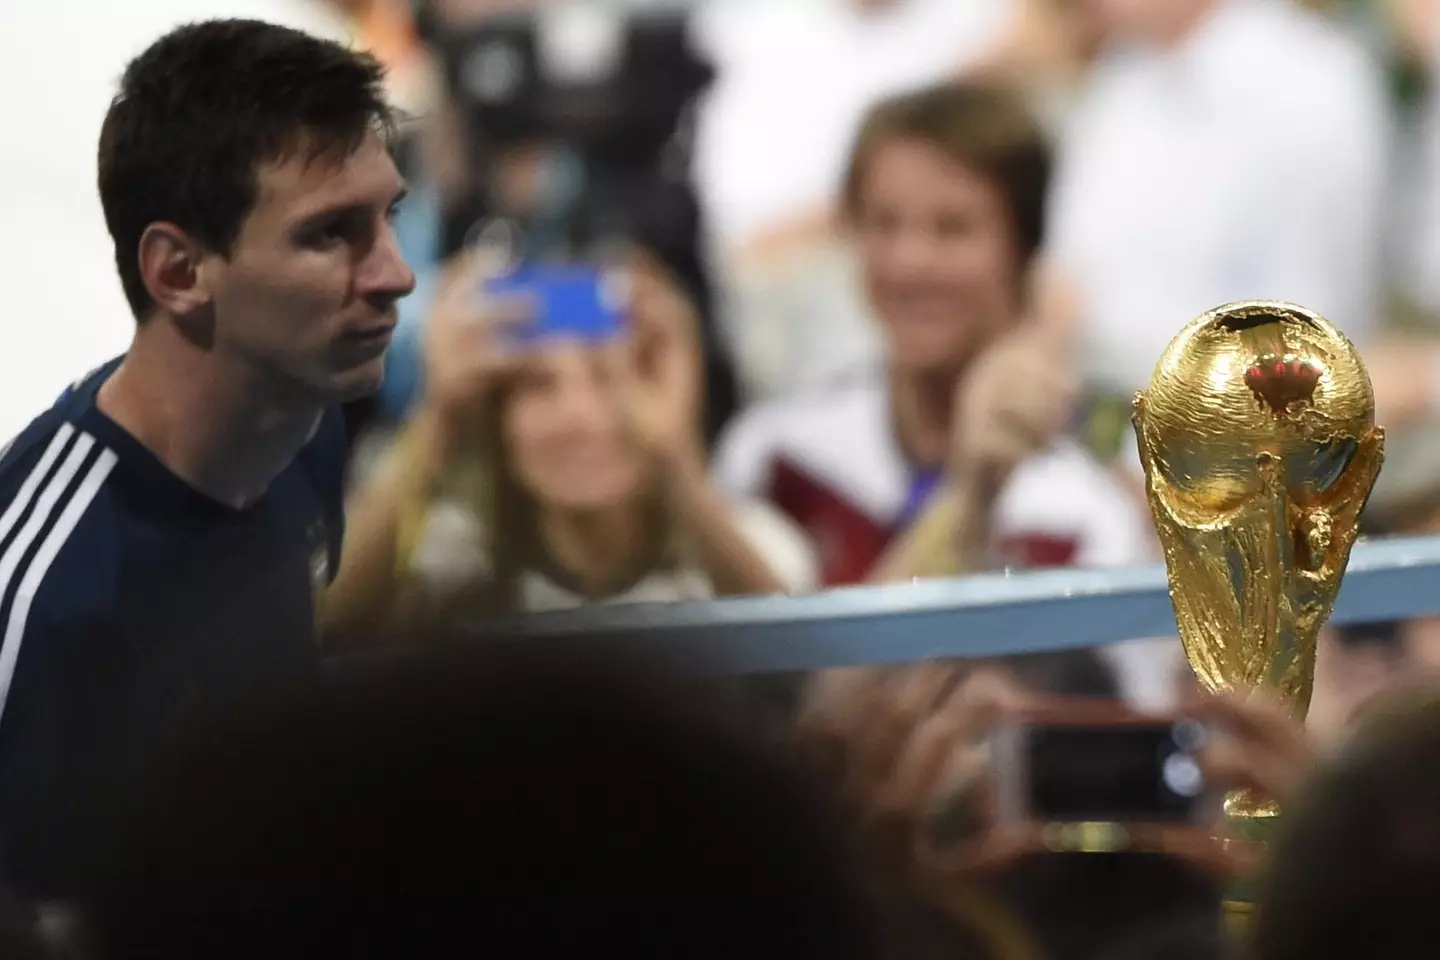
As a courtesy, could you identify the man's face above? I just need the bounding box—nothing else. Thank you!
[853,136,1021,375]
[205,130,415,405]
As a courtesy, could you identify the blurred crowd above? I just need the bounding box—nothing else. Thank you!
[11,0,1440,957]
[315,0,1440,719]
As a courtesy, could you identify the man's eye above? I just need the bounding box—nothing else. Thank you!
[299,223,342,248]
[302,218,361,249]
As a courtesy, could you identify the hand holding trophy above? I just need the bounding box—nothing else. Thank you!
[1133,301,1384,906]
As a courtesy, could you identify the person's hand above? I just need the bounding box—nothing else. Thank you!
[1095,689,1319,882]
[950,325,1079,501]
[792,663,1041,885]
[1192,687,1319,809]
[419,250,527,440]
[605,252,705,468]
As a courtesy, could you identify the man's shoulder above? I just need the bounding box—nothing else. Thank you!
[0,405,104,498]
[0,357,119,470]
[0,407,124,627]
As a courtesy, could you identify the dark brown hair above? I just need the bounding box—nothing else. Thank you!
[98,19,397,320]
[841,82,1052,269]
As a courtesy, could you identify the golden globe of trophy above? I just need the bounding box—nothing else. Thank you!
[1133,301,1383,877]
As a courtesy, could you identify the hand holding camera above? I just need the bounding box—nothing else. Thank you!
[793,663,1042,884]
[419,249,529,442]
[604,252,706,469]
[794,664,1317,899]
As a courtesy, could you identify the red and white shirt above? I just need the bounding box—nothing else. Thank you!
[714,377,1182,709]
[716,379,1153,583]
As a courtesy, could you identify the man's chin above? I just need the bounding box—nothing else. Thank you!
[324,358,387,405]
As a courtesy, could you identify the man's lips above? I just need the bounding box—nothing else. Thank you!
[341,322,397,344]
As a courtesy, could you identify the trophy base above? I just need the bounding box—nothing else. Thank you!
[1224,788,1281,821]
[1221,789,1280,936]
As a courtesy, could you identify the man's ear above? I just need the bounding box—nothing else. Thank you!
[137,222,214,318]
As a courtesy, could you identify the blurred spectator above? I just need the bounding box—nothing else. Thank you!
[1296,431,1440,770]
[1307,623,1405,753]
[82,644,879,960]
[377,0,744,448]
[1303,422,1440,748]
[1253,687,1440,960]
[1045,0,1392,424]
[714,82,1179,709]
[340,0,433,113]
[690,0,1019,400]
[326,252,812,647]
[1367,0,1440,426]
[792,658,1258,960]
[0,0,352,446]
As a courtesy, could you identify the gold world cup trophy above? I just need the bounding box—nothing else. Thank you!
[1133,301,1383,876]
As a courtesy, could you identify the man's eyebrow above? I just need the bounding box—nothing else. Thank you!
[293,183,410,228]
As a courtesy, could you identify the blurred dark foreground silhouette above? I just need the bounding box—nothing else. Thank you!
[81,643,878,960]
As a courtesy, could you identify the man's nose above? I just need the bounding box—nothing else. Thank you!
[358,227,417,301]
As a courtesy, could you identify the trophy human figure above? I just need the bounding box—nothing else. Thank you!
[1133,301,1383,820]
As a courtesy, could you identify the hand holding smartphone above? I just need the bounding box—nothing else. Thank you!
[482,264,629,347]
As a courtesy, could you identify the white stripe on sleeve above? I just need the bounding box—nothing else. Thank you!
[0,437,114,724]
[0,423,75,547]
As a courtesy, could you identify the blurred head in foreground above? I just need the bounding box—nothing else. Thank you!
[1253,689,1440,960]
[83,645,875,960]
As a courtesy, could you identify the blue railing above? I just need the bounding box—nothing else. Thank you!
[477,536,1440,675]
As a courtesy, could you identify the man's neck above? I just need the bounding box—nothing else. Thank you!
[891,366,961,470]
[98,331,324,510]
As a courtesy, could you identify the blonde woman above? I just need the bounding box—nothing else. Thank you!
[326,253,814,648]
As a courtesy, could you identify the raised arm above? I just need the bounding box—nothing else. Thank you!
[610,253,791,597]
[323,256,519,650]
[872,326,1077,583]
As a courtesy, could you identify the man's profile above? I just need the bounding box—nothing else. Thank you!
[0,19,413,898]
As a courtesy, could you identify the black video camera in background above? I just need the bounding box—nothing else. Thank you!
[416,3,737,445]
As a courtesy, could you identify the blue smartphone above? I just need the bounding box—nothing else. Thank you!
[483,265,628,345]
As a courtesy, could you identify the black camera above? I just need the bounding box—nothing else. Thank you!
[992,713,1215,828]
[409,2,738,448]
[425,4,715,262]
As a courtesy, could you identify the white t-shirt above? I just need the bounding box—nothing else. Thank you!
[1046,0,1391,398]
[407,496,819,612]
[713,377,1183,710]
[690,0,1015,255]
